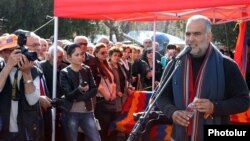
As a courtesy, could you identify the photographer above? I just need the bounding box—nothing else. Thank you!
[0,34,43,141]
[13,29,52,141]
[14,29,52,113]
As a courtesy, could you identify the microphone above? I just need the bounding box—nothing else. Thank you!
[175,46,192,60]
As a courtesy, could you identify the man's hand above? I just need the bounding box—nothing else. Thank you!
[193,98,214,119]
[172,110,192,127]
[18,55,34,74]
[39,96,52,111]
[193,98,213,114]
[6,50,22,68]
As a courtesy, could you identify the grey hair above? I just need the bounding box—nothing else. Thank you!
[186,15,212,33]
[29,32,40,40]
[74,36,89,43]
[143,38,152,43]
[97,36,109,43]
[48,46,64,56]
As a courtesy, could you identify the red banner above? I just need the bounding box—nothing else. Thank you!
[234,21,248,78]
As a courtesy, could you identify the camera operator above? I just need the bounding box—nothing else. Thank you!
[13,29,40,61]
[13,29,52,141]
[0,34,44,141]
[13,29,52,112]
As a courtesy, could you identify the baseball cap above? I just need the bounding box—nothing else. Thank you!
[0,34,18,51]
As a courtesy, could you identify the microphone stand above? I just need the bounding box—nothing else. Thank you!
[126,58,182,141]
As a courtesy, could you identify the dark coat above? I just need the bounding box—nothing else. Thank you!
[60,64,97,111]
[39,60,64,98]
[0,64,44,141]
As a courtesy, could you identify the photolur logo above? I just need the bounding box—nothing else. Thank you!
[204,125,250,141]
[208,129,247,136]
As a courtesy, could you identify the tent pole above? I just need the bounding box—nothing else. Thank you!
[152,20,156,90]
[52,17,59,141]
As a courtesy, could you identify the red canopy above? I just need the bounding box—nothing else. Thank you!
[53,0,250,125]
[54,0,250,23]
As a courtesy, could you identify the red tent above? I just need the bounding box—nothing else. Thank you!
[54,0,250,23]
[52,1,250,137]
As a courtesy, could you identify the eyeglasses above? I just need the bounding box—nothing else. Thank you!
[100,51,108,55]
[78,42,88,46]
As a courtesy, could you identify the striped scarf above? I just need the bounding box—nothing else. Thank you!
[172,44,225,141]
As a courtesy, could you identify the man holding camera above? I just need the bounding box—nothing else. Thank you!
[14,29,52,112]
[0,34,44,141]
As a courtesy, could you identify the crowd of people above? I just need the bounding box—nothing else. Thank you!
[0,27,175,141]
[0,14,249,141]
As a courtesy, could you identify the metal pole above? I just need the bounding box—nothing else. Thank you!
[52,17,59,141]
[152,20,156,90]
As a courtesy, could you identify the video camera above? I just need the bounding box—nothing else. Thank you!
[13,29,38,61]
